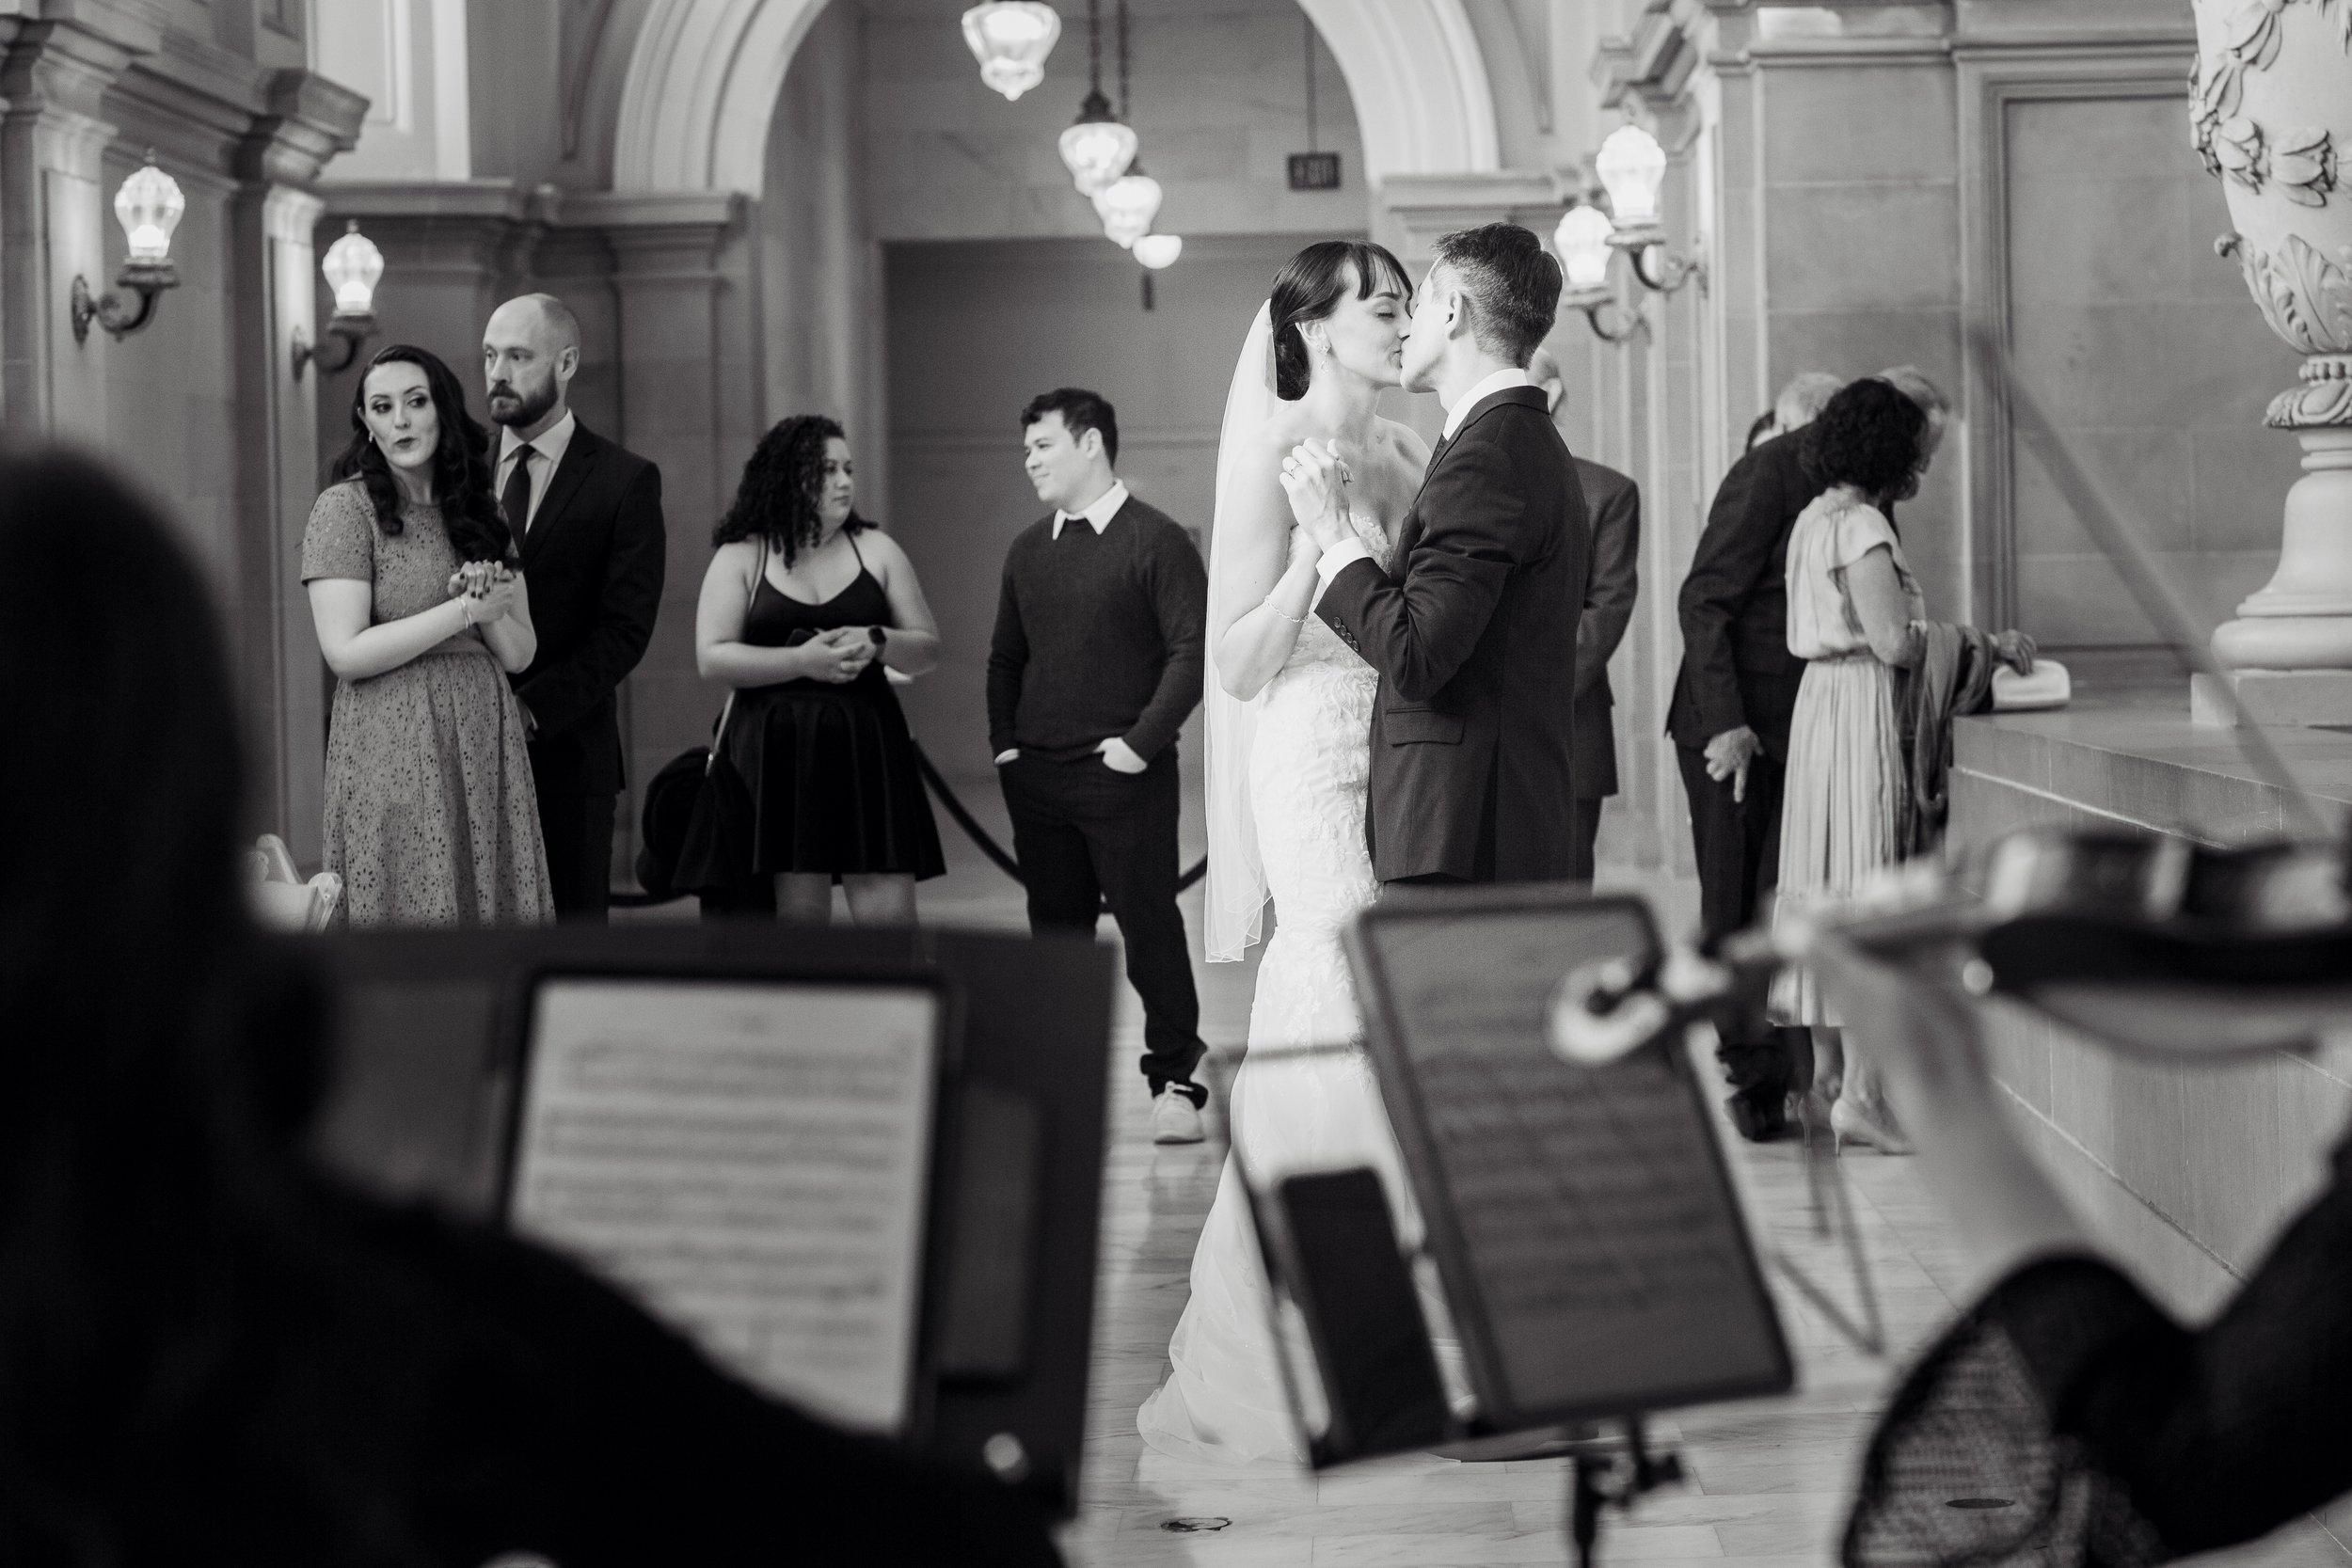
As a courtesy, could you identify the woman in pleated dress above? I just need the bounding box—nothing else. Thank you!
[1772,377,2032,1152]
[679,416,946,924]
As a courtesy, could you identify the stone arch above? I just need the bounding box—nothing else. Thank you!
[610,0,1500,197]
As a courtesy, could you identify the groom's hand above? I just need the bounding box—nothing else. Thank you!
[1279,439,1351,552]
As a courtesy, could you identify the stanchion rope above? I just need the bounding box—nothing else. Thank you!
[612,739,1206,909]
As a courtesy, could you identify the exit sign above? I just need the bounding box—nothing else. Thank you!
[1287,151,1342,191]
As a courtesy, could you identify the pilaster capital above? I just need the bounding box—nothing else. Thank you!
[1379,171,1566,262]
[572,191,740,280]
[235,68,367,191]
[0,2,156,169]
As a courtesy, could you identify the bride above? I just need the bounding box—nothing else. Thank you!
[1137,240,1438,1464]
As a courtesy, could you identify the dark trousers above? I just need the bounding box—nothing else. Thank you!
[1675,742,1799,1108]
[1568,796,1605,883]
[536,791,615,923]
[1000,751,1206,1106]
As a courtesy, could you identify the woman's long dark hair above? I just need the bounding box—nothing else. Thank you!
[1803,377,1930,504]
[0,453,426,1561]
[1269,240,1412,402]
[712,413,866,568]
[330,344,515,566]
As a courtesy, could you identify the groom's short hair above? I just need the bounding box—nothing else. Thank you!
[1021,388,1120,466]
[1431,224,1561,369]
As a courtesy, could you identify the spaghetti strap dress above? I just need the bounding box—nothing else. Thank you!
[675,531,946,889]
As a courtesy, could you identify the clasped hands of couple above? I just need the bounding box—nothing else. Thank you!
[1703,626,2039,802]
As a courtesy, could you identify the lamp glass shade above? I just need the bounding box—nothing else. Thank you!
[321,222,386,317]
[1133,232,1182,270]
[1595,124,1667,228]
[114,159,185,265]
[1096,171,1161,247]
[961,3,1060,102]
[1554,205,1615,290]
[1058,108,1137,195]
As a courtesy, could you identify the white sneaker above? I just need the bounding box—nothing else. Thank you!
[1151,1086,1206,1145]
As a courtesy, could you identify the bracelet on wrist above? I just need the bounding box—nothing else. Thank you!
[1263,592,1307,626]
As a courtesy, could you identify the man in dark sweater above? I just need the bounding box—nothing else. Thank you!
[989,388,1212,1145]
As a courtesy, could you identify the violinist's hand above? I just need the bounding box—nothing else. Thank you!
[1994,628,2037,675]
[1705,725,1762,803]
[1279,439,1352,552]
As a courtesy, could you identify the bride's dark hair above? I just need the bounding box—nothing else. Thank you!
[1268,240,1412,402]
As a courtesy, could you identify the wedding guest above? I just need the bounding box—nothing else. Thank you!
[1772,370,1843,438]
[483,293,665,922]
[1742,410,1779,453]
[304,346,553,927]
[679,415,945,924]
[990,388,1211,1145]
[1771,378,2031,1154]
[0,447,1062,1568]
[1528,347,1638,882]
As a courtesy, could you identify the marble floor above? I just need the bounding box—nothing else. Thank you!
[750,768,2351,1567]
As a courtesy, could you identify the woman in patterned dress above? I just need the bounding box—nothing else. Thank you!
[302,346,555,927]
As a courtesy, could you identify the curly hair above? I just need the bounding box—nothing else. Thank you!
[1268,240,1412,402]
[1802,377,1930,503]
[329,345,514,566]
[712,414,864,566]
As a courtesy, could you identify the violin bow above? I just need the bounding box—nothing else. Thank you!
[1976,325,2331,842]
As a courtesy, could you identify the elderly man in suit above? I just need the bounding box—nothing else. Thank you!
[1667,364,1950,1139]
[1529,349,1640,881]
[483,293,666,922]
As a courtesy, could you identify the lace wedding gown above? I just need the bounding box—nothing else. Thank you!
[1137,512,1437,1465]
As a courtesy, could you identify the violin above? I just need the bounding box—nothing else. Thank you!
[1548,824,2352,1069]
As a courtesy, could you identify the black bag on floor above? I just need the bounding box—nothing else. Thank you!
[634,744,712,899]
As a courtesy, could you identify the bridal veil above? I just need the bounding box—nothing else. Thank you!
[1202,304,1278,963]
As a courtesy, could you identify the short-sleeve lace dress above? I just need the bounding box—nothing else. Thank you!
[300,481,554,927]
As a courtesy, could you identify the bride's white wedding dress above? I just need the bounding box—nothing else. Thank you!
[1136,508,1430,1465]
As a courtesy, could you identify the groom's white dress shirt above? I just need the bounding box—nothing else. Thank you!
[496,410,577,534]
[1313,368,1534,586]
[1052,480,1130,539]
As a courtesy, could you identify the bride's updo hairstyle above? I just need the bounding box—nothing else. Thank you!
[1269,240,1412,401]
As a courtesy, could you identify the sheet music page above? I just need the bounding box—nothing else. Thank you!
[510,978,939,1433]
[1374,910,1786,1417]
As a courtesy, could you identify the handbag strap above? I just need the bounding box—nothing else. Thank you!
[704,535,767,776]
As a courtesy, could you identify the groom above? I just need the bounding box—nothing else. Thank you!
[1284,223,1587,885]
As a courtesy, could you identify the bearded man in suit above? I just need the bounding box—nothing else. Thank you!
[483,293,666,921]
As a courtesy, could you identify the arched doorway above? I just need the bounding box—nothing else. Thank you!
[609,0,1500,201]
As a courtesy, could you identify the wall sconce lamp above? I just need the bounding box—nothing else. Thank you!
[71,152,184,343]
[1553,205,1642,344]
[293,221,385,381]
[1596,124,1705,295]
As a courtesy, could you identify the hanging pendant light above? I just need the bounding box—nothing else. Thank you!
[1057,0,1135,193]
[1132,232,1182,270]
[1096,162,1161,247]
[961,3,1060,102]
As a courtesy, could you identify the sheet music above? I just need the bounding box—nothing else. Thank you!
[509,978,939,1433]
[1370,908,1786,1416]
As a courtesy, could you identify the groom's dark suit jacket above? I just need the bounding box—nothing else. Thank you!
[1315,385,1590,883]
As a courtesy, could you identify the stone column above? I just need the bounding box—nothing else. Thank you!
[0,6,155,436]
[582,192,742,872]
[229,71,366,861]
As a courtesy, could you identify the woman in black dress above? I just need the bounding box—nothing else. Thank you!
[683,415,946,924]
[0,449,1058,1566]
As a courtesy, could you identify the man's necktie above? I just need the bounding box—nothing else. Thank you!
[501,445,535,555]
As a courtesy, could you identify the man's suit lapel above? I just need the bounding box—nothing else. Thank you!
[1396,386,1547,574]
[523,424,601,566]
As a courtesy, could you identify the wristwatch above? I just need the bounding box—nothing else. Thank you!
[869,626,888,650]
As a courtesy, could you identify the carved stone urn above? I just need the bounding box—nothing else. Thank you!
[2191,0,2352,712]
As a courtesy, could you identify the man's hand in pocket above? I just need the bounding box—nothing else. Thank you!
[1098,737,1148,774]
